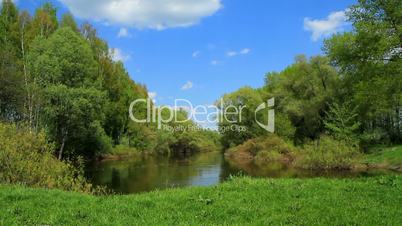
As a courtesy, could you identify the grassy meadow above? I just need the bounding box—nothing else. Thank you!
[1,176,402,225]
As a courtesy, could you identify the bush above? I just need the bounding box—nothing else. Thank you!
[360,129,390,150]
[228,134,293,156]
[226,134,294,165]
[0,123,93,193]
[296,136,360,170]
[255,150,283,164]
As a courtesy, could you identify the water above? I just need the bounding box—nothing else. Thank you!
[85,151,398,194]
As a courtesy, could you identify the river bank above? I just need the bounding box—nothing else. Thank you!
[225,138,402,172]
[1,176,402,225]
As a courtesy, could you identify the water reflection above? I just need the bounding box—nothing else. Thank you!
[86,151,399,194]
[86,152,230,194]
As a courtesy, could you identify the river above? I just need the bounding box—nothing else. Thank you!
[85,151,398,194]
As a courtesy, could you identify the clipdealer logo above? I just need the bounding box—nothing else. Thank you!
[129,98,275,132]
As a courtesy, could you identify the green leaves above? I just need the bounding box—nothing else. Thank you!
[264,55,339,142]
[217,87,266,148]
[29,27,98,88]
[42,85,108,158]
[0,122,92,193]
[324,102,361,144]
[324,0,402,143]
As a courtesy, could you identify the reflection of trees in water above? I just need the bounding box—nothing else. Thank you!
[90,152,228,193]
[219,158,244,181]
[88,152,396,194]
[110,169,121,189]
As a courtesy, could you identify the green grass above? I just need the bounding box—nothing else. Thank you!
[362,146,402,166]
[1,176,402,225]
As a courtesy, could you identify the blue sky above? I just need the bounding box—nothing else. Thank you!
[17,0,354,110]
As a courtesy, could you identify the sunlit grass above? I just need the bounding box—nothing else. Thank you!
[363,146,402,166]
[1,176,402,225]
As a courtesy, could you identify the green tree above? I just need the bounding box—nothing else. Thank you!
[324,0,402,142]
[324,102,361,144]
[60,13,79,33]
[29,27,99,87]
[264,55,339,143]
[217,87,267,148]
[43,85,109,159]
[31,2,58,38]
[0,0,23,121]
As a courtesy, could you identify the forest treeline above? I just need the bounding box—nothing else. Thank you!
[0,0,220,161]
[219,0,401,168]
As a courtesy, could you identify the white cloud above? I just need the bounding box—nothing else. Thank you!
[211,60,220,65]
[109,48,131,62]
[58,0,222,30]
[226,51,237,57]
[117,27,131,38]
[181,81,193,90]
[192,51,200,58]
[240,48,251,55]
[304,11,347,41]
[226,48,251,57]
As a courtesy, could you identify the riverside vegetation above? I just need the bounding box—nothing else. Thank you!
[0,0,220,192]
[0,0,401,224]
[218,0,401,171]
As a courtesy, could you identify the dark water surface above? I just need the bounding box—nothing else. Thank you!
[85,151,398,194]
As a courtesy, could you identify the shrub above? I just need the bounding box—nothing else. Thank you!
[228,134,293,156]
[255,150,282,164]
[296,136,360,170]
[0,123,93,193]
[360,129,390,150]
[226,134,295,165]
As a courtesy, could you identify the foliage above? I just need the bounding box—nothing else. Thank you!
[255,150,283,164]
[264,55,339,143]
[28,27,98,87]
[324,102,361,143]
[217,87,268,148]
[274,112,296,141]
[219,0,402,167]
[42,85,109,159]
[60,13,79,33]
[0,0,24,121]
[0,122,92,193]
[360,128,390,148]
[227,134,293,159]
[31,2,58,38]
[0,0,222,162]
[296,136,360,170]
[324,0,402,143]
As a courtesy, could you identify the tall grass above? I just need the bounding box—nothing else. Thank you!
[0,123,93,193]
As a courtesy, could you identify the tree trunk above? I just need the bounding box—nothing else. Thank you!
[58,131,68,160]
[20,17,32,131]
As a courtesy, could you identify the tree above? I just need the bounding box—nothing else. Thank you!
[60,13,79,33]
[324,0,402,142]
[324,102,361,144]
[43,85,108,159]
[31,2,58,38]
[217,87,267,148]
[264,55,339,143]
[0,0,23,121]
[28,27,98,88]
